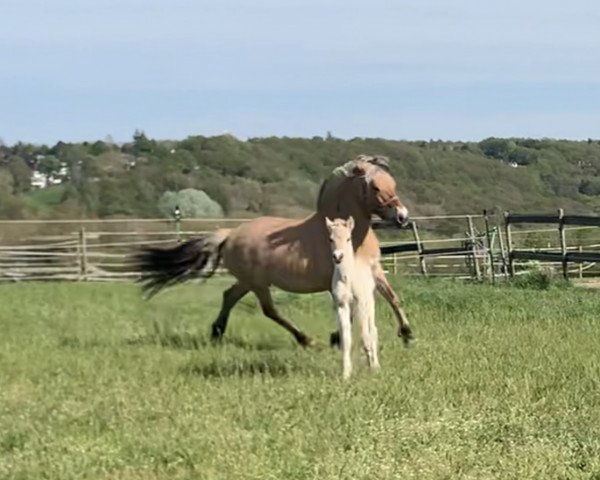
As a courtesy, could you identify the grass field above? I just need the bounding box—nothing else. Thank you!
[1,276,600,479]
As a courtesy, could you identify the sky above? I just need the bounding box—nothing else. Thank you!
[1,0,600,145]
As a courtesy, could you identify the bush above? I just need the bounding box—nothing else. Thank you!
[579,178,600,196]
[158,188,224,218]
[511,262,562,290]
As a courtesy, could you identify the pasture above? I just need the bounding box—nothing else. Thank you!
[1,276,600,479]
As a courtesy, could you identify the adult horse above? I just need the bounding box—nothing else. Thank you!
[134,155,413,347]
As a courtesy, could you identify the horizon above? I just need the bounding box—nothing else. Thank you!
[2,0,600,145]
[3,132,600,149]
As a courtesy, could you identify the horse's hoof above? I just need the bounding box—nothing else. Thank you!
[210,326,225,343]
[298,335,323,349]
[398,325,414,347]
[329,331,341,349]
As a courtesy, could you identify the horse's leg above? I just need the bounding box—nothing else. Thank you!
[372,263,413,345]
[253,288,316,347]
[335,298,352,378]
[211,282,250,340]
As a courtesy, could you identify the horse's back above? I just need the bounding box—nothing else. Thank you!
[222,215,332,292]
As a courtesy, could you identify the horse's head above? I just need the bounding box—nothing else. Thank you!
[352,160,409,228]
[317,155,409,228]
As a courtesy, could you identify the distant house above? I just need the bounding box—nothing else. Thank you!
[31,170,48,189]
[30,162,68,189]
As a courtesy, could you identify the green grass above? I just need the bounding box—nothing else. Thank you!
[25,185,66,208]
[1,277,600,479]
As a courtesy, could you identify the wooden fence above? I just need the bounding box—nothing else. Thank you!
[504,209,600,279]
[0,218,244,283]
[1,211,600,283]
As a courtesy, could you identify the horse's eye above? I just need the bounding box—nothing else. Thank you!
[347,237,351,243]
[372,186,380,193]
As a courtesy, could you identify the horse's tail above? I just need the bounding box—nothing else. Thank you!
[133,228,231,298]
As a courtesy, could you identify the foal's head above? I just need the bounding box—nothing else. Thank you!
[325,216,355,265]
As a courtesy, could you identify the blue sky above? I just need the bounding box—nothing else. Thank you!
[1,0,600,145]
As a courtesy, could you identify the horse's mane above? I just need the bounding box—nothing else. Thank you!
[316,154,390,210]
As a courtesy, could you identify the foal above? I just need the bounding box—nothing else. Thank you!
[326,217,379,378]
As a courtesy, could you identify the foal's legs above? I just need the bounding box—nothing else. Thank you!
[329,265,413,348]
[372,263,413,345]
[253,288,316,347]
[354,290,379,370]
[335,299,352,378]
[210,282,250,340]
[351,266,380,370]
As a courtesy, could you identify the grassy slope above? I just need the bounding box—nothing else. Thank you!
[13,137,600,223]
[25,185,66,209]
[1,277,600,479]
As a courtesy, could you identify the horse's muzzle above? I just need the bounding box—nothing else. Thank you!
[333,251,344,263]
[395,206,409,228]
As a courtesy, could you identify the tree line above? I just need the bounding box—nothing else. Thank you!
[2,132,600,229]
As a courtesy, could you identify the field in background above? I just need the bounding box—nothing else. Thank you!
[1,276,600,479]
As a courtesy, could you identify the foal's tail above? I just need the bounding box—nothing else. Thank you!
[132,229,231,298]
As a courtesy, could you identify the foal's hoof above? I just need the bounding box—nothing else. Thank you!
[329,331,341,349]
[399,325,415,347]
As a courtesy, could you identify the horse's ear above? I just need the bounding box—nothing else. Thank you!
[347,216,355,231]
[325,217,334,230]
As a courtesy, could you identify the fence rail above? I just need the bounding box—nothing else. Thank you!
[2,211,600,283]
[504,209,600,279]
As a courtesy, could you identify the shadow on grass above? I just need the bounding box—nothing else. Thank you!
[125,331,287,352]
[179,355,298,378]
[58,336,108,349]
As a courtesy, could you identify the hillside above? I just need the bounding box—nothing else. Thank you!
[2,134,600,227]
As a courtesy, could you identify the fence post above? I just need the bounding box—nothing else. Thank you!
[467,215,481,280]
[483,209,496,283]
[579,245,583,279]
[173,205,182,243]
[504,211,514,278]
[411,221,427,277]
[558,208,568,279]
[497,227,509,280]
[78,227,88,281]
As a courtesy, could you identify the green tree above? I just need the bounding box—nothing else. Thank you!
[0,167,15,192]
[89,140,110,156]
[479,137,517,160]
[8,156,32,193]
[37,155,62,177]
[508,147,537,166]
[132,130,155,155]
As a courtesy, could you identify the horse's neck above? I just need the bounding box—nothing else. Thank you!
[319,189,372,245]
[333,253,355,284]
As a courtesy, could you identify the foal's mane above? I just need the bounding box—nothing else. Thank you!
[316,154,391,210]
